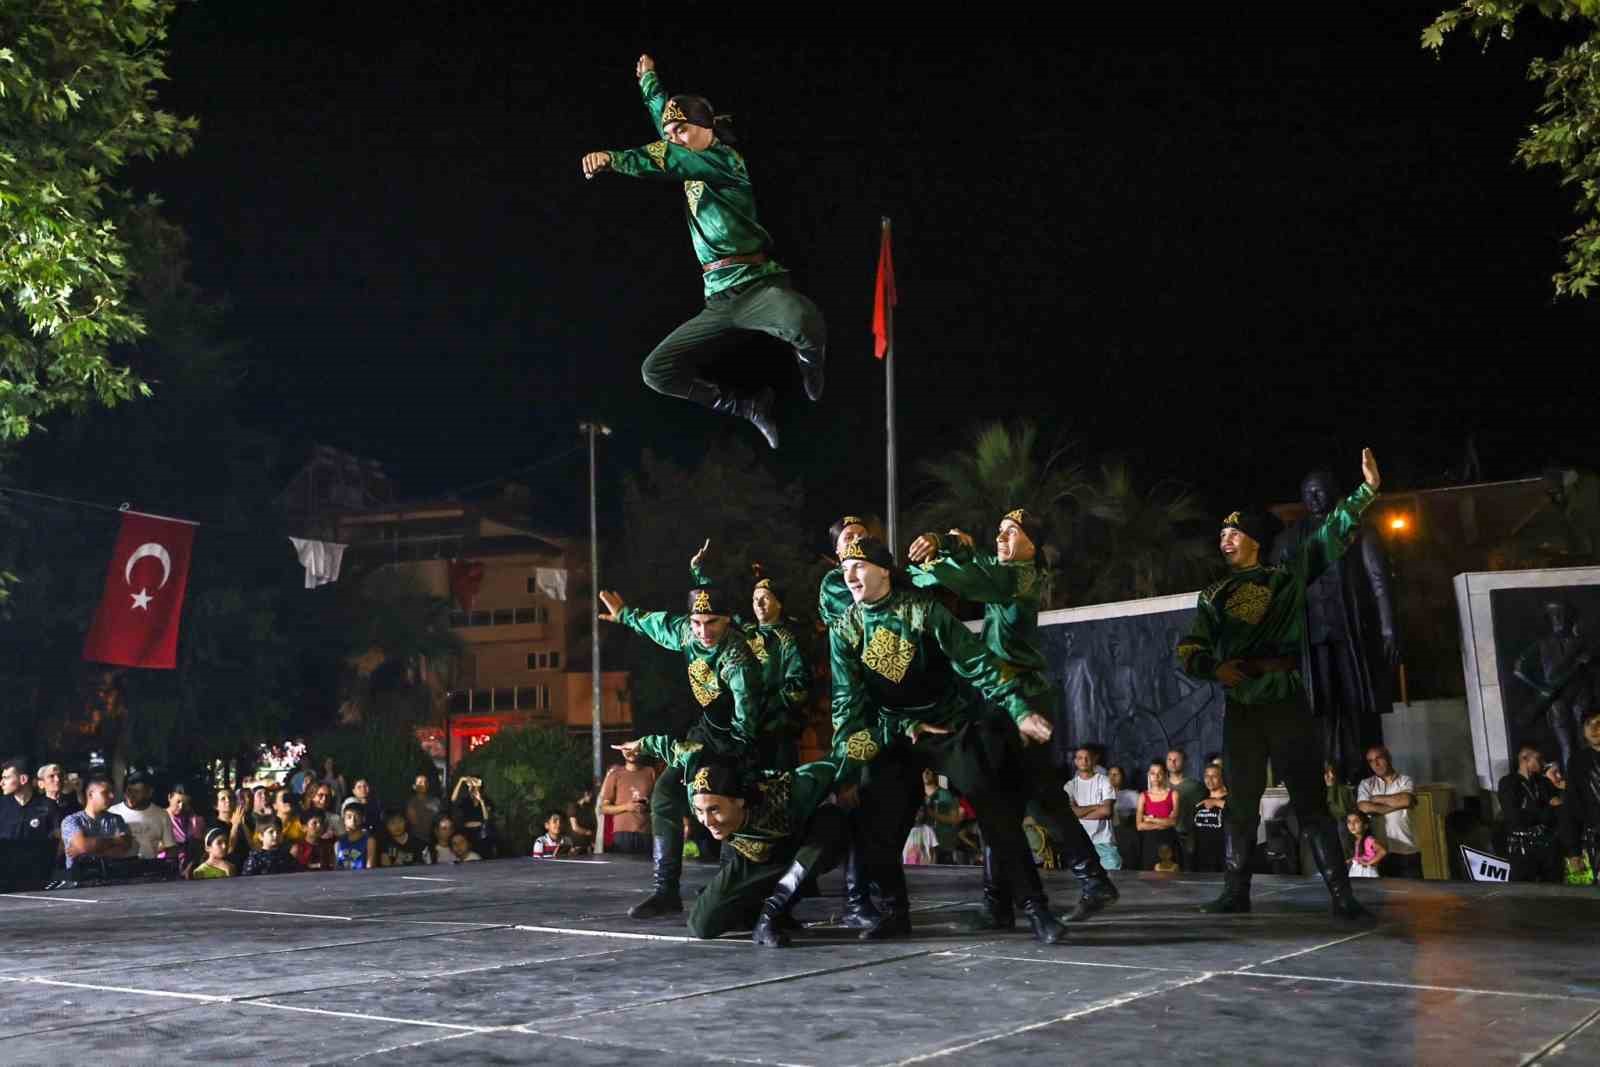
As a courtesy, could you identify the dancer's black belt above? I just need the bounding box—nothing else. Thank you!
[702,252,767,274]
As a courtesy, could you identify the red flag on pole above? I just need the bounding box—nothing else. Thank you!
[82,511,197,669]
[872,220,896,360]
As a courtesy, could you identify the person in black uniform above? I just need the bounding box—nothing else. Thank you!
[1497,741,1563,883]
[0,757,61,892]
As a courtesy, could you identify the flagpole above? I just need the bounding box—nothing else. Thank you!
[882,216,898,557]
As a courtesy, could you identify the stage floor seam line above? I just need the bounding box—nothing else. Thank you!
[328,1029,479,1064]
[1525,1004,1600,1066]
[1236,969,1600,1003]
[510,1024,816,1067]
[882,970,1220,1066]
[1238,927,1377,969]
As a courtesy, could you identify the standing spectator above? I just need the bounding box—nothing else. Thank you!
[599,750,657,854]
[36,763,80,818]
[60,776,136,878]
[1166,749,1205,868]
[1,757,60,891]
[378,808,433,867]
[1559,706,1600,886]
[1190,763,1229,873]
[1346,812,1385,878]
[335,801,377,870]
[191,827,235,879]
[293,813,336,870]
[350,778,382,833]
[451,775,493,856]
[320,757,347,807]
[109,770,177,862]
[1357,745,1422,878]
[1499,742,1563,883]
[566,786,598,852]
[163,785,207,874]
[1065,747,1120,872]
[920,769,962,865]
[243,819,301,875]
[1136,760,1183,871]
[405,773,441,839]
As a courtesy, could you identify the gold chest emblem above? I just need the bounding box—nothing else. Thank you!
[746,633,769,664]
[684,180,706,216]
[1224,582,1272,625]
[688,658,720,706]
[862,627,916,684]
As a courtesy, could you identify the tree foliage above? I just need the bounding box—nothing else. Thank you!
[0,0,197,440]
[453,725,591,855]
[1425,2,1600,296]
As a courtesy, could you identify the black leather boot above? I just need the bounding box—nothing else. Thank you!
[1308,820,1373,921]
[628,834,684,919]
[752,845,836,948]
[1200,822,1253,914]
[685,380,780,449]
[960,847,1015,930]
[1064,852,1119,923]
[1021,896,1068,945]
[796,347,826,402]
[839,842,882,929]
[860,864,912,941]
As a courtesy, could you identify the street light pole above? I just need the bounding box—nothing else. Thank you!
[578,420,611,790]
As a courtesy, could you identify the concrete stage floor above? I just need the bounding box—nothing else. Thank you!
[3,857,1598,1065]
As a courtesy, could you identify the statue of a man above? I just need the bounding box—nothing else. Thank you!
[1512,601,1597,772]
[1268,469,1399,783]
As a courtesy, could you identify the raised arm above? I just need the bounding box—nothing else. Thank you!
[908,533,1021,604]
[637,58,669,137]
[603,140,752,186]
[1290,449,1381,587]
[927,601,1040,734]
[600,591,688,653]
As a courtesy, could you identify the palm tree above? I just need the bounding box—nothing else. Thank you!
[1074,461,1214,604]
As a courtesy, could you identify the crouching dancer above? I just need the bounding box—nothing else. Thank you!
[684,753,854,946]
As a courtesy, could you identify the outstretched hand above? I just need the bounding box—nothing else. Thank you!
[598,590,626,622]
[1017,713,1053,746]
[907,533,940,564]
[636,53,655,79]
[690,538,710,571]
[581,151,612,180]
[1361,447,1381,491]
[612,740,642,761]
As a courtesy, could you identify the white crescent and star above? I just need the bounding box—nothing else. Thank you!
[124,542,172,611]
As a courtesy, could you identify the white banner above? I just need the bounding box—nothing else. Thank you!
[1460,844,1510,882]
[535,567,568,601]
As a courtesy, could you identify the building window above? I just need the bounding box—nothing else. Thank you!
[493,609,514,626]
[527,650,562,671]
[469,610,490,628]
[549,650,560,670]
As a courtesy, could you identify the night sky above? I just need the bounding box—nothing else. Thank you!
[135,1,1600,532]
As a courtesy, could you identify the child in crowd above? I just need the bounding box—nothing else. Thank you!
[1347,811,1385,878]
[448,831,482,863]
[378,808,433,867]
[531,812,576,857]
[191,827,235,879]
[1153,843,1181,873]
[273,789,306,846]
[431,814,457,864]
[335,801,376,870]
[293,812,335,871]
[243,819,301,875]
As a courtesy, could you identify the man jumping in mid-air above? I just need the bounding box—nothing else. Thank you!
[582,53,827,450]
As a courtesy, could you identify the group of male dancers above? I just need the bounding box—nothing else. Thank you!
[582,53,1393,943]
[598,448,1387,946]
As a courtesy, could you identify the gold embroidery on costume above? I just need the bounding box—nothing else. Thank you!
[1224,582,1272,625]
[662,98,688,123]
[692,590,713,614]
[645,141,668,170]
[1004,508,1027,525]
[671,740,704,761]
[1222,511,1242,528]
[840,516,864,527]
[754,578,772,591]
[840,541,868,561]
[689,767,712,794]
[845,730,880,762]
[729,836,772,862]
[685,180,705,216]
[1015,566,1038,599]
[746,633,770,664]
[688,658,719,706]
[862,627,916,684]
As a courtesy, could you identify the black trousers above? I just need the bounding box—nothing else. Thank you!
[1506,830,1563,883]
[1377,851,1423,879]
[640,275,826,399]
[1222,696,1333,860]
[687,806,848,939]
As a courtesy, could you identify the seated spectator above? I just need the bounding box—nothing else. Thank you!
[378,808,433,867]
[1358,745,1422,878]
[447,831,482,864]
[1,757,61,892]
[60,776,138,878]
[405,773,441,839]
[243,818,301,875]
[272,789,306,846]
[191,827,235,879]
[36,763,80,818]
[1347,811,1385,878]
[294,812,336,870]
[109,770,177,862]
[531,812,578,857]
[302,783,339,839]
[451,775,494,855]
[1190,763,1228,873]
[1136,760,1183,871]
[350,778,383,834]
[1153,843,1180,873]
[430,814,458,864]
[335,801,377,870]
[163,784,207,874]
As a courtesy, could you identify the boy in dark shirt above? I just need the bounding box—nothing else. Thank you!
[378,809,433,867]
[243,819,302,875]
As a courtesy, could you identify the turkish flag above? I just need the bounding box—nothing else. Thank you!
[872,222,896,360]
[82,511,197,669]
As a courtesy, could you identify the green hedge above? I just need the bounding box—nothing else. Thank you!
[306,723,434,812]
[454,726,591,856]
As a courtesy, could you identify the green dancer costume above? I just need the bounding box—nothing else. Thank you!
[582,54,827,449]
[830,538,1071,944]
[603,583,764,919]
[681,754,860,946]
[1176,449,1383,921]
[908,508,1118,927]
